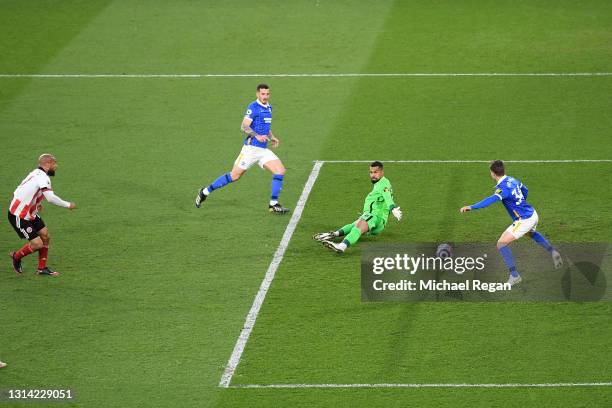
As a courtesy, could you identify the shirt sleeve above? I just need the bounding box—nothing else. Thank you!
[37,174,52,192]
[470,194,501,210]
[494,186,511,200]
[381,183,396,209]
[43,190,71,208]
[244,104,257,120]
[520,183,528,199]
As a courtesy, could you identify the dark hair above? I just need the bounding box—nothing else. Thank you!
[490,160,505,176]
[257,83,270,91]
[370,161,384,169]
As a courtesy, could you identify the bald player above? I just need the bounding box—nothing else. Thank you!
[8,154,76,276]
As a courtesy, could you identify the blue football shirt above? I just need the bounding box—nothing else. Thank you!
[243,100,272,148]
[494,175,535,220]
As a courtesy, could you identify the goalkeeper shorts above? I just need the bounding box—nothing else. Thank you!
[359,212,386,236]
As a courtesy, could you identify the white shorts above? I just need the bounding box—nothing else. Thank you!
[505,210,539,239]
[234,145,279,170]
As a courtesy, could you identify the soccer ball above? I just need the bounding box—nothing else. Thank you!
[436,243,453,259]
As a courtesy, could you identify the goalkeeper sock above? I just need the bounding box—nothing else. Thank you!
[336,223,355,237]
[344,226,363,246]
[499,246,519,277]
[531,231,554,253]
[270,174,284,204]
[207,173,233,194]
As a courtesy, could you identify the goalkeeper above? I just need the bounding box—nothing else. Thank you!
[314,161,403,253]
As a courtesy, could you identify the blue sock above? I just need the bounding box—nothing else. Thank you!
[531,231,554,253]
[499,246,519,277]
[207,173,233,193]
[271,174,284,201]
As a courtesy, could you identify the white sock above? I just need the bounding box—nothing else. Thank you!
[338,242,347,251]
[332,231,340,237]
[270,200,278,206]
[203,187,210,196]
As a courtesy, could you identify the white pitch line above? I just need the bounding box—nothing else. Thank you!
[219,161,324,388]
[230,382,612,389]
[1,73,612,78]
[319,159,612,164]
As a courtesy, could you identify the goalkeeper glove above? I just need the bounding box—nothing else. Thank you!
[392,207,403,221]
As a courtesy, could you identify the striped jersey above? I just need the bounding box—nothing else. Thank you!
[9,168,53,220]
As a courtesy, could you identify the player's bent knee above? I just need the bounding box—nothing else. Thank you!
[38,228,49,240]
[497,239,512,249]
[355,220,369,233]
[230,170,243,181]
[265,160,285,175]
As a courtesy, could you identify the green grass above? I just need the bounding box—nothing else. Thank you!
[236,163,612,385]
[1,1,611,407]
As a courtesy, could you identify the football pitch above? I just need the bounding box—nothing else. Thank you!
[1,1,612,407]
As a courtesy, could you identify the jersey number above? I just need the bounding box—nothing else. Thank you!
[511,186,524,205]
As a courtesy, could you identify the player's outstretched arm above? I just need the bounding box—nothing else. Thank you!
[381,187,395,208]
[382,187,402,221]
[43,190,76,210]
[460,194,501,213]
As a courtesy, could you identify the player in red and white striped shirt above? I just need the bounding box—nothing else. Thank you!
[7,154,76,276]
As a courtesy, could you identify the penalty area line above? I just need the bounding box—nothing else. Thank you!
[218,161,324,388]
[229,382,612,389]
[317,159,612,164]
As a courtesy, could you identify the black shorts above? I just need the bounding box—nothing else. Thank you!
[7,211,46,241]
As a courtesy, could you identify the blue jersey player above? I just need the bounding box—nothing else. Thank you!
[460,160,562,286]
[195,84,289,214]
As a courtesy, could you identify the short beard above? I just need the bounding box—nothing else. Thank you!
[371,178,378,184]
